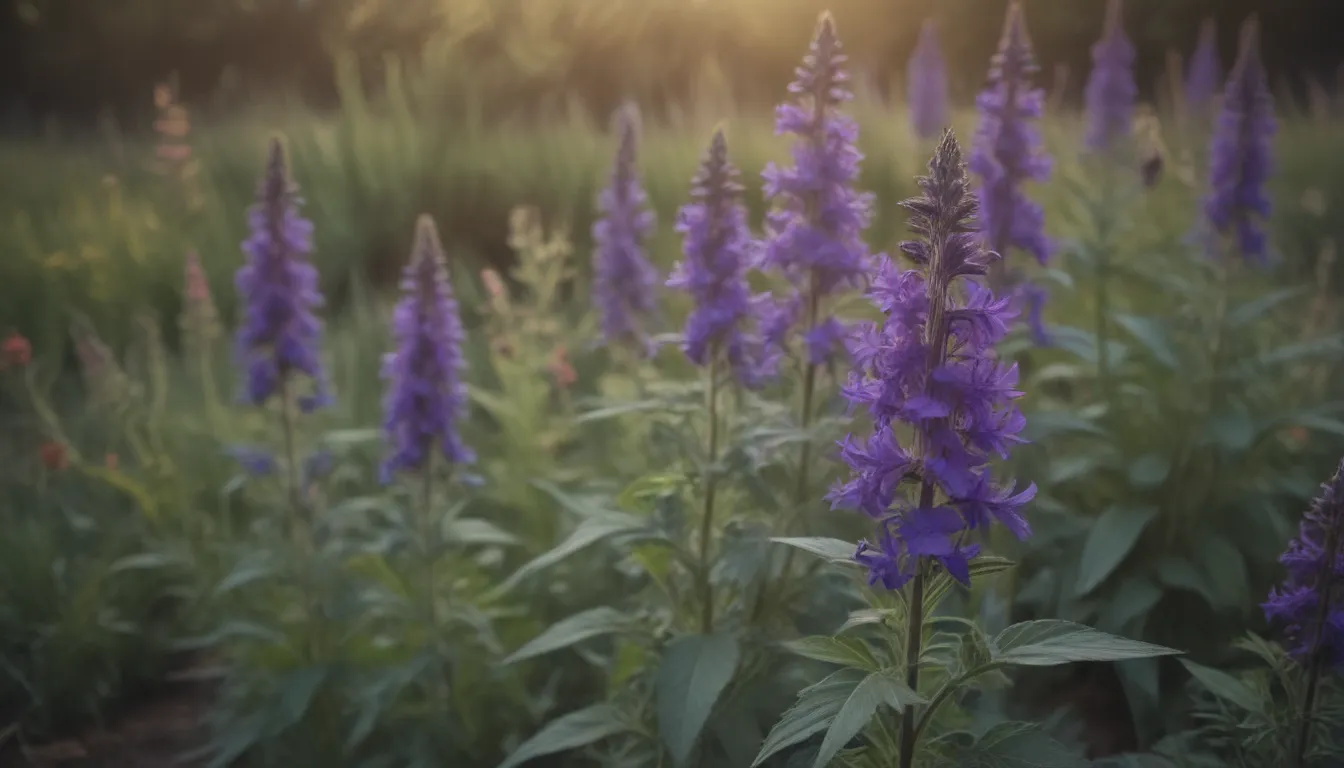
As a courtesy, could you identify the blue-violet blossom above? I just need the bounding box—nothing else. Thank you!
[668,129,774,388]
[593,102,659,352]
[970,1,1052,267]
[830,129,1036,590]
[381,215,475,481]
[1082,0,1138,154]
[234,137,330,411]
[1263,457,1344,668]
[1204,18,1275,265]
[908,19,950,142]
[760,13,878,367]
[1185,18,1222,114]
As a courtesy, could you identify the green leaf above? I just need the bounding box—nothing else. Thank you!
[1023,410,1109,440]
[1075,505,1159,596]
[657,633,742,767]
[1113,314,1179,370]
[496,704,630,768]
[813,668,924,768]
[1225,286,1308,329]
[492,514,645,596]
[1202,410,1255,452]
[1098,577,1162,633]
[1156,557,1216,603]
[275,666,329,728]
[108,551,188,574]
[444,517,520,547]
[1127,454,1171,489]
[752,669,865,766]
[838,608,895,634]
[935,721,1089,767]
[1194,535,1248,609]
[1069,508,1155,597]
[574,399,665,424]
[992,620,1182,666]
[214,553,280,596]
[782,636,881,672]
[1179,659,1263,714]
[503,607,633,665]
[770,537,861,566]
[927,556,1016,609]
[1048,455,1105,485]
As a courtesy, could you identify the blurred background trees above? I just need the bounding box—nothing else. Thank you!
[3,0,1341,128]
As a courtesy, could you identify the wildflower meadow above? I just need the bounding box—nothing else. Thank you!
[2,1,1344,767]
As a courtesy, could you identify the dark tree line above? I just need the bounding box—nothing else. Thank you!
[1,0,1341,127]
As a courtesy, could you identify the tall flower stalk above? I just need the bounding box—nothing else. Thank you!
[757,13,880,615]
[382,215,475,703]
[1263,457,1344,768]
[1082,0,1138,155]
[1185,18,1223,116]
[969,1,1052,343]
[907,19,950,142]
[668,128,767,632]
[1205,17,1275,267]
[233,137,328,658]
[592,102,659,356]
[829,130,1035,768]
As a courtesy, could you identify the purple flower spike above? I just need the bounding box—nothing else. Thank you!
[1263,457,1344,669]
[381,215,475,481]
[908,19,951,141]
[668,129,773,389]
[593,103,659,353]
[829,130,1036,592]
[234,137,330,412]
[970,1,1053,267]
[1082,0,1138,154]
[1204,18,1275,266]
[761,13,880,367]
[1185,18,1222,114]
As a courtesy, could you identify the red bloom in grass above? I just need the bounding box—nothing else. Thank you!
[548,345,578,390]
[105,453,119,470]
[40,441,68,471]
[2,332,31,369]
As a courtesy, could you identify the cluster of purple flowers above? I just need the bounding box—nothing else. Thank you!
[1185,18,1223,114]
[1204,19,1276,265]
[1263,458,1344,668]
[1082,0,1138,154]
[668,129,777,389]
[592,103,659,353]
[760,14,878,368]
[969,2,1052,269]
[380,215,476,481]
[234,138,331,413]
[829,130,1036,590]
[907,20,950,142]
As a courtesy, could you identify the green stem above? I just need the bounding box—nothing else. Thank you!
[898,533,930,768]
[1291,510,1343,768]
[421,454,438,633]
[698,354,722,634]
[1094,247,1112,401]
[279,375,316,662]
[911,663,1000,745]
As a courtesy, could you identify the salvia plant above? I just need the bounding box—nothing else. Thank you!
[1204,18,1276,267]
[748,130,1179,768]
[969,1,1053,346]
[907,19,950,143]
[1185,18,1223,117]
[1082,0,1138,156]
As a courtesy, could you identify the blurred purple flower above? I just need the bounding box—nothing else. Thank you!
[829,130,1036,591]
[381,216,475,482]
[760,13,878,367]
[593,103,659,353]
[234,137,330,412]
[1204,18,1275,265]
[1263,457,1344,668]
[908,19,950,141]
[970,1,1053,268]
[1082,0,1138,153]
[225,445,277,476]
[1185,18,1222,113]
[668,129,774,388]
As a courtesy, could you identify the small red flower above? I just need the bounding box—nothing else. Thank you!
[104,453,119,470]
[40,441,68,471]
[2,332,31,369]
[548,346,578,390]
